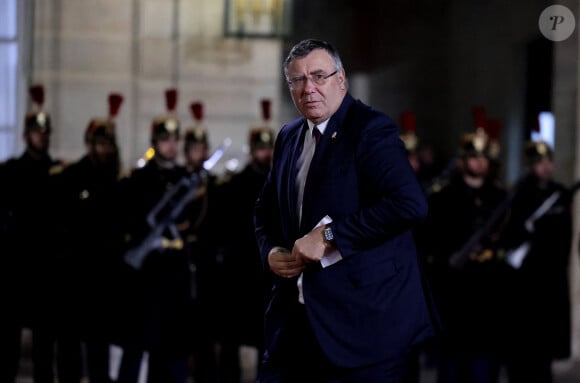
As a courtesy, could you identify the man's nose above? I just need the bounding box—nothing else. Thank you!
[303,77,317,92]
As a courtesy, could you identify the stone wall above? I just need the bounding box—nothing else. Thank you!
[31,0,283,174]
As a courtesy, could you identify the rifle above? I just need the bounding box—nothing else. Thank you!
[124,138,231,270]
[505,179,580,269]
[448,181,522,269]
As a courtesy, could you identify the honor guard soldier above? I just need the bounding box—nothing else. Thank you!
[0,84,71,383]
[400,111,420,172]
[180,100,224,383]
[116,88,193,383]
[218,98,277,382]
[184,101,209,174]
[399,110,440,383]
[399,111,443,196]
[484,119,502,173]
[498,140,573,383]
[424,128,509,383]
[472,106,503,183]
[51,93,125,383]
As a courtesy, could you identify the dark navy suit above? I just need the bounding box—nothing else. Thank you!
[255,93,437,379]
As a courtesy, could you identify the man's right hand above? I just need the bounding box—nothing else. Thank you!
[268,246,306,279]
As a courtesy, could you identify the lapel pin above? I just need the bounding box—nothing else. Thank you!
[331,131,337,141]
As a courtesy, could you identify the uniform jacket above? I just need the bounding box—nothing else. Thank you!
[498,174,573,359]
[115,160,193,354]
[254,93,436,368]
[425,173,509,353]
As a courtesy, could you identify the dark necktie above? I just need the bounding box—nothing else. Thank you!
[312,125,321,144]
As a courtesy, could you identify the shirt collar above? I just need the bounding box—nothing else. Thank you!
[307,119,329,135]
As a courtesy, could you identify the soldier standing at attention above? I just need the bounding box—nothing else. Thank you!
[0,85,75,383]
[181,100,222,383]
[51,93,125,383]
[218,99,276,382]
[424,128,509,383]
[498,141,573,383]
[116,89,192,383]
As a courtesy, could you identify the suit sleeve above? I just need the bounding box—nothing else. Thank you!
[331,114,428,257]
[254,126,288,270]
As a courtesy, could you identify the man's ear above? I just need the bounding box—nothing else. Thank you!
[339,70,346,89]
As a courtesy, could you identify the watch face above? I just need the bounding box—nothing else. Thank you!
[324,227,334,241]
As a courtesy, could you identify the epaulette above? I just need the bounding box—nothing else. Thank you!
[49,162,67,176]
[427,178,449,195]
[117,170,130,181]
[214,173,232,186]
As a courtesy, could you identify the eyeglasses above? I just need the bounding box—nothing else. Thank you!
[287,70,338,90]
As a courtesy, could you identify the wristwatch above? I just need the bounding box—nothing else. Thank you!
[323,226,335,243]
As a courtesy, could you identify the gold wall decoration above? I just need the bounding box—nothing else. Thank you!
[224,0,292,38]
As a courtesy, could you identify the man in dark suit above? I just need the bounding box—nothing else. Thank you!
[254,38,437,383]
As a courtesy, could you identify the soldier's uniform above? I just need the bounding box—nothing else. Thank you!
[399,111,444,195]
[0,85,78,383]
[399,111,441,383]
[497,141,573,383]
[217,99,277,382]
[51,93,125,383]
[116,89,192,383]
[181,101,225,383]
[424,129,509,383]
[400,111,420,174]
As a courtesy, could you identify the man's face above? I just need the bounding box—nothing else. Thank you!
[463,154,489,178]
[91,138,118,165]
[286,49,346,124]
[25,129,50,153]
[251,147,273,168]
[532,157,553,182]
[185,142,208,169]
[155,136,179,162]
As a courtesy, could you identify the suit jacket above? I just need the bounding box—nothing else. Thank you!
[254,93,437,368]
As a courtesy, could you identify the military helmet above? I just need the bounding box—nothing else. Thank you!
[399,111,418,153]
[184,127,208,146]
[460,128,490,157]
[249,98,275,150]
[524,140,553,165]
[25,112,51,134]
[183,101,208,148]
[85,119,116,144]
[85,93,123,144]
[249,127,275,150]
[152,116,180,142]
[151,88,180,143]
[25,85,51,134]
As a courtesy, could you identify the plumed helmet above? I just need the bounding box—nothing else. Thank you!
[460,128,490,157]
[183,101,208,148]
[151,88,180,143]
[249,127,275,150]
[184,128,208,146]
[249,98,275,150]
[399,111,418,153]
[85,119,116,144]
[524,140,553,165]
[25,85,51,134]
[85,92,123,144]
